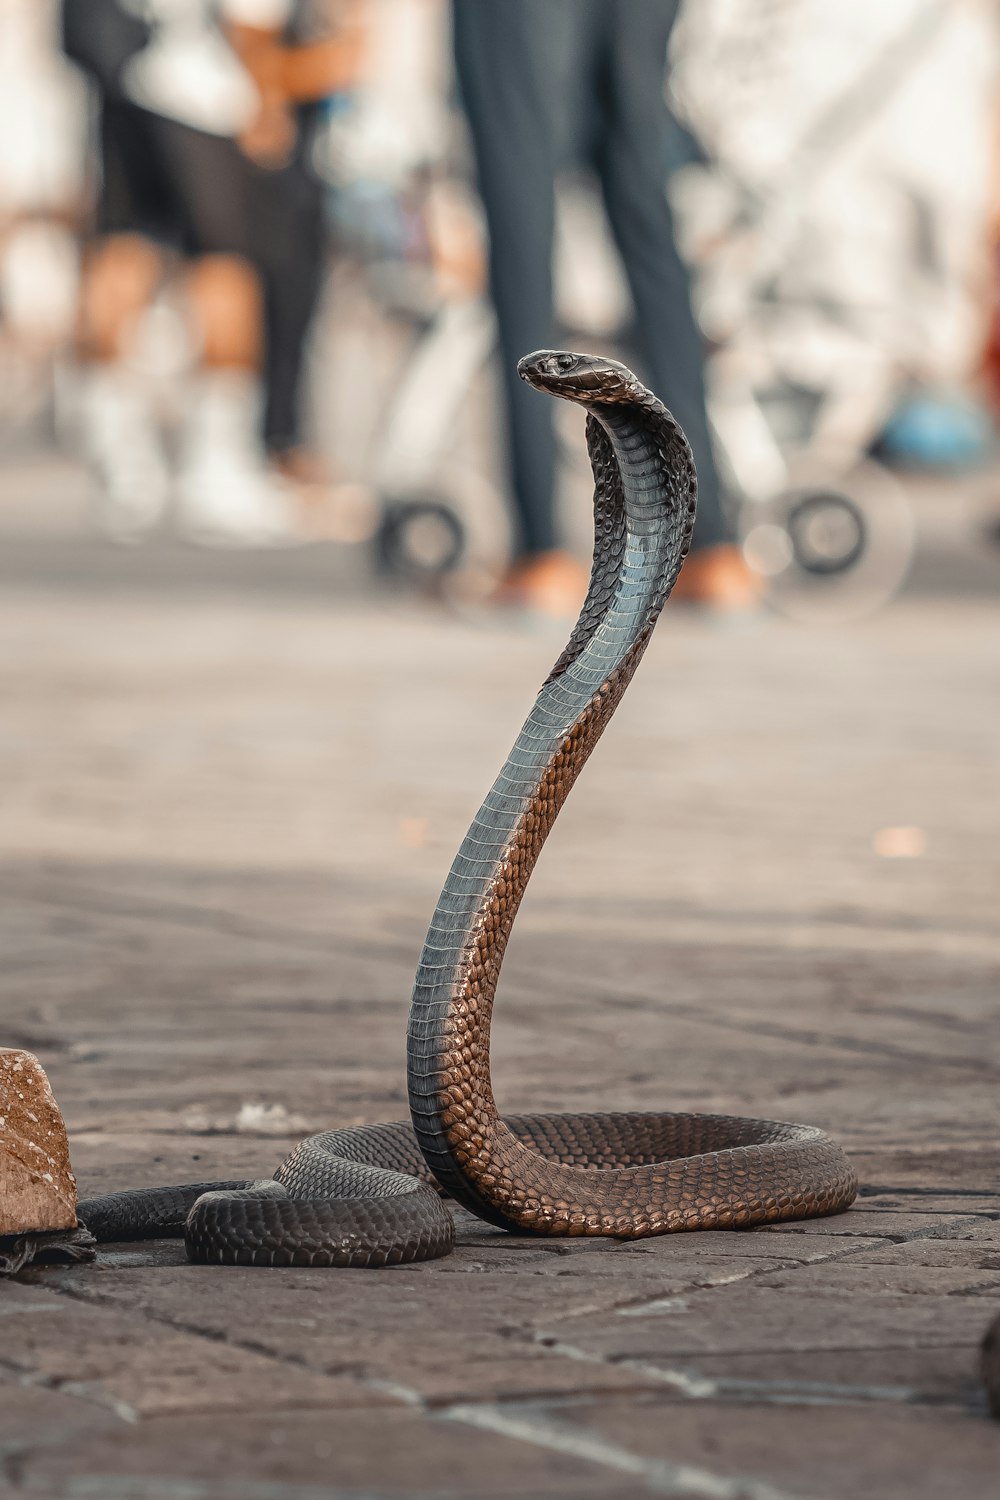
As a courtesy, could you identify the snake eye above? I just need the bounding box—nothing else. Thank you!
[556,354,575,372]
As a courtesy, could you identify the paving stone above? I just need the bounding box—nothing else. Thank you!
[752,1210,989,1241]
[19,1408,628,1498]
[744,1261,1000,1298]
[521,1228,887,1265]
[667,1345,987,1408]
[852,1147,1000,1189]
[0,1373,126,1468]
[0,1281,391,1417]
[855,1225,1000,1270]
[555,1396,1000,1500]
[551,1283,999,1361]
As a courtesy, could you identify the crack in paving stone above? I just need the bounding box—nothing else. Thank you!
[754,1215,988,1244]
[551,1228,915,1325]
[854,1203,1000,1217]
[440,1401,805,1500]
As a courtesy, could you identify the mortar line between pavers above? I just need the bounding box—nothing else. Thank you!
[502,965,999,1076]
[44,1280,677,1414]
[42,1210,985,1423]
[515,1332,720,1400]
[694,1376,987,1413]
[13,875,1000,1002]
[31,1284,404,1415]
[735,1212,992,1248]
[10,1286,813,1500]
[850,1208,1000,1221]
[502,1239,891,1402]
[13,870,1000,948]
[0,1355,140,1425]
[4,881,416,967]
[439,1400,813,1500]
[517,1329,991,1419]
[591,1005,997,1075]
[15,872,1000,954]
[2,1463,487,1500]
[860,1185,1000,1199]
[12,881,995,1094]
[548,1214,986,1326]
[528,896,1000,947]
[522,1213,995,1413]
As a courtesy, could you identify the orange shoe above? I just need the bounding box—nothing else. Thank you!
[492,550,590,619]
[670,544,763,612]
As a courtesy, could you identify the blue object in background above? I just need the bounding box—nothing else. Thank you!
[878,391,996,470]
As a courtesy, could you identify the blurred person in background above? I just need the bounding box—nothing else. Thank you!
[62,0,364,544]
[452,0,756,616]
[0,3,86,428]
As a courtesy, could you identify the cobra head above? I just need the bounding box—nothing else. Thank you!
[517,350,635,405]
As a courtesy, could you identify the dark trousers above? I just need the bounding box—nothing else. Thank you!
[96,98,325,456]
[453,0,727,556]
[253,156,327,456]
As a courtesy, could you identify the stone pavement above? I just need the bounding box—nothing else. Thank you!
[1,468,999,1498]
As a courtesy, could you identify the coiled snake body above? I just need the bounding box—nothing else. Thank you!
[80,352,857,1266]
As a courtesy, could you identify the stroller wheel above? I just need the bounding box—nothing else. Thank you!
[785,491,866,576]
[374,498,466,582]
[742,458,915,622]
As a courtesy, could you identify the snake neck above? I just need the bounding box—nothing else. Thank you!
[406,393,695,1229]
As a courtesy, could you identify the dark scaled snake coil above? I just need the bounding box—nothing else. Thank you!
[79,352,858,1266]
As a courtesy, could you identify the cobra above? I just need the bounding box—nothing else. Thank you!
[79,352,857,1266]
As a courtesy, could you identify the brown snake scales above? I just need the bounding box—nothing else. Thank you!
[79,351,858,1266]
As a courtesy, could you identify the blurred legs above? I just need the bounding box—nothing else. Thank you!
[453,0,572,562]
[183,252,262,371]
[596,0,727,553]
[454,0,747,611]
[177,254,293,545]
[77,234,171,541]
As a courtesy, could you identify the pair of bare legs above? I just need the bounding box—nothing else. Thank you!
[80,232,260,376]
[77,235,298,544]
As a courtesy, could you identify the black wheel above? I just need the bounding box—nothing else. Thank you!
[374,498,466,582]
[741,458,915,623]
[785,491,867,576]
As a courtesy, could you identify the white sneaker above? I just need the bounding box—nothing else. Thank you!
[175,370,300,548]
[79,363,170,543]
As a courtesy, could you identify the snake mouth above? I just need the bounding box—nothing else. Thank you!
[518,349,632,402]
